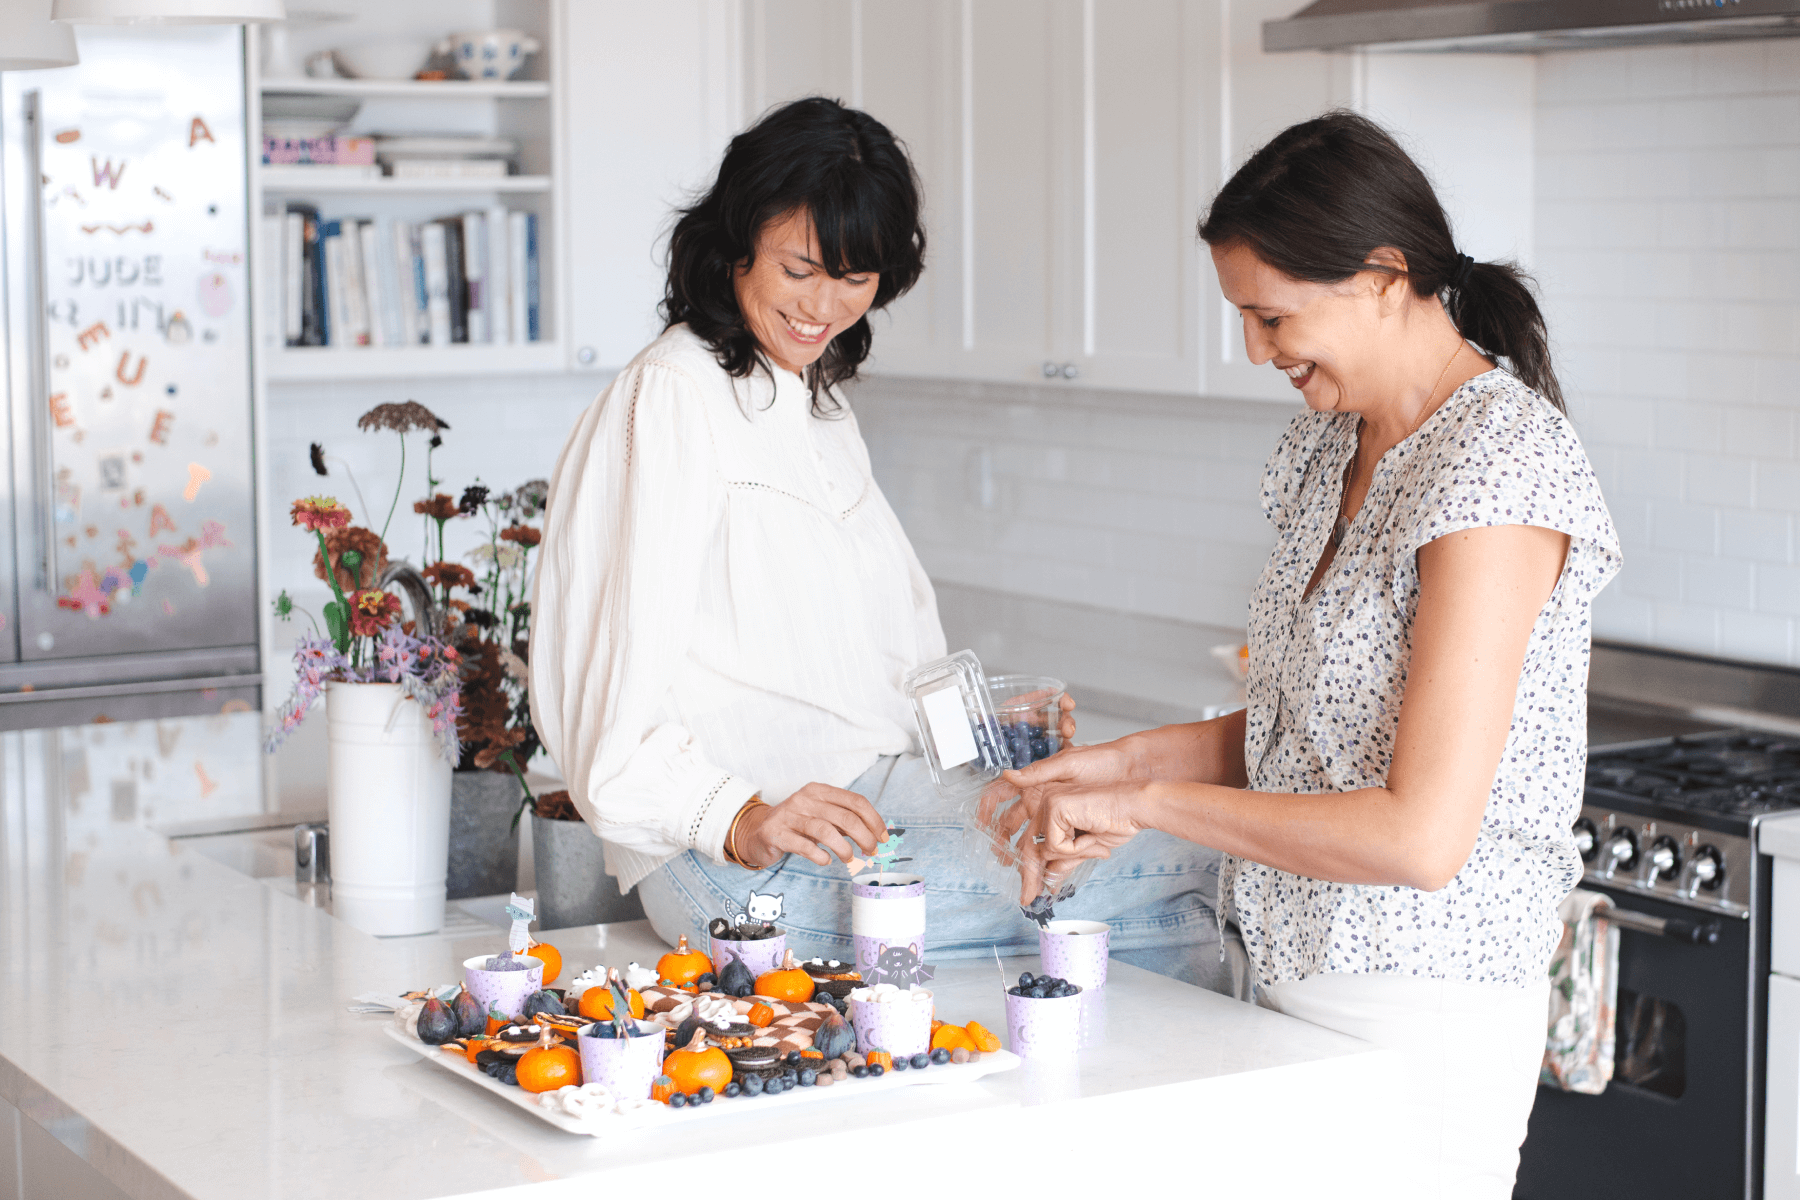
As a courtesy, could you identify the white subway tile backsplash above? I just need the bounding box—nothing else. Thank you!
[1725,408,1796,459]
[1652,501,1718,554]
[1682,555,1754,608]
[1717,610,1794,665]
[1756,563,1800,618]
[1593,588,1657,643]
[1687,454,1757,507]
[1652,601,1720,654]
[1757,460,1800,510]
[1611,447,1686,499]
[1622,547,1687,601]
[1718,508,1793,564]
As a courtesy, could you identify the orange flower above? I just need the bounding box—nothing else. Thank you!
[291,496,351,532]
[312,526,388,593]
[413,493,459,522]
[499,524,541,546]
[423,561,477,590]
[348,588,403,637]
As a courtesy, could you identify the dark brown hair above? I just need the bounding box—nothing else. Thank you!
[1199,110,1562,411]
[661,96,927,415]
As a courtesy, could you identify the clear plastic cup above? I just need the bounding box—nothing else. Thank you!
[985,674,1066,768]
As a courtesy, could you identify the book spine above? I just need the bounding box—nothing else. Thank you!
[507,211,527,348]
[366,220,397,348]
[322,219,348,348]
[282,210,304,345]
[524,211,539,343]
[439,217,469,345]
[342,219,372,347]
[485,204,510,345]
[462,211,489,344]
[400,220,427,345]
[299,207,327,346]
[420,221,452,347]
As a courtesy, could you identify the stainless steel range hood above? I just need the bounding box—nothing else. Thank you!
[1265,0,1800,53]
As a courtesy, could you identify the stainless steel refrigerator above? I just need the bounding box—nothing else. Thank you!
[0,25,258,731]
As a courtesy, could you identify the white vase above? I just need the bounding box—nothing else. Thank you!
[325,681,451,936]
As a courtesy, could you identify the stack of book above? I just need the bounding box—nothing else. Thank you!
[269,204,540,349]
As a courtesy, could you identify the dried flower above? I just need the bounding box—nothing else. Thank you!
[458,485,490,514]
[500,480,549,518]
[463,606,499,630]
[499,524,541,546]
[357,401,448,434]
[423,561,477,591]
[413,493,459,521]
[290,496,351,532]
[312,526,388,593]
[348,588,403,637]
[309,443,328,476]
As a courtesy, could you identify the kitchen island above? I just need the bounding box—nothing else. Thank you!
[0,718,1408,1200]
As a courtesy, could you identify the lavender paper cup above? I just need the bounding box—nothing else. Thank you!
[710,932,787,979]
[577,1022,665,1099]
[851,873,925,980]
[462,954,543,1021]
[1005,989,1082,1058]
[849,989,933,1058]
[1039,919,1110,990]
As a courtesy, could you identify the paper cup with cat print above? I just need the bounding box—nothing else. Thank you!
[851,874,926,981]
[711,931,787,978]
[462,954,542,1020]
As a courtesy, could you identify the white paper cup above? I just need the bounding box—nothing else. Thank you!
[1004,989,1082,1058]
[462,954,543,1020]
[1038,919,1111,990]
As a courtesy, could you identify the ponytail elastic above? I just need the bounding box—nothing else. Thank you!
[1449,253,1475,293]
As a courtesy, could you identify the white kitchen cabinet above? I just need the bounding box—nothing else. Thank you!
[557,0,742,373]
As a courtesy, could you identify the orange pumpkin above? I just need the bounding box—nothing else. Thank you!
[866,1050,893,1072]
[663,1028,733,1095]
[516,941,562,986]
[463,1037,491,1064]
[578,983,646,1022]
[516,1026,582,1093]
[746,1002,775,1028]
[754,949,815,1003]
[657,935,712,987]
[651,1074,676,1103]
[930,1024,978,1054]
[965,1021,1002,1053]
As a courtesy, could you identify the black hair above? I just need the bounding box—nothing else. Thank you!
[1198,110,1563,412]
[661,96,927,415]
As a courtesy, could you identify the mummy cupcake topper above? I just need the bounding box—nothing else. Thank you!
[504,893,536,955]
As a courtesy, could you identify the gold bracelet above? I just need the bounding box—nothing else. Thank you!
[724,795,765,868]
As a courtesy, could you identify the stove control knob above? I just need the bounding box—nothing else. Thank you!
[1680,846,1725,898]
[1601,829,1638,879]
[1639,836,1680,887]
[1572,817,1599,863]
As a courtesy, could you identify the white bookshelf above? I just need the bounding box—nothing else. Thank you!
[258,78,550,99]
[259,171,552,194]
[265,341,563,382]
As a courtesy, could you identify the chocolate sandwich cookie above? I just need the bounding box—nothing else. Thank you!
[802,957,862,1000]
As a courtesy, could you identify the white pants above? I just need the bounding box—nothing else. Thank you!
[1262,972,1548,1200]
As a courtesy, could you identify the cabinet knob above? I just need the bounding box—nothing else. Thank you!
[577,346,597,366]
[1041,361,1060,379]
[1061,363,1079,380]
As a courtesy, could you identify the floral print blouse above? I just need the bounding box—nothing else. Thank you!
[1223,369,1622,991]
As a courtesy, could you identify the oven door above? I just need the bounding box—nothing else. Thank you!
[1516,886,1753,1200]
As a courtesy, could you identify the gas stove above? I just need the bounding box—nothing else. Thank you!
[1574,732,1800,919]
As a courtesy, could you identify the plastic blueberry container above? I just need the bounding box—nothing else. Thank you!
[985,673,1066,767]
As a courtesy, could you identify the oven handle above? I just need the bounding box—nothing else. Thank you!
[1605,907,1721,945]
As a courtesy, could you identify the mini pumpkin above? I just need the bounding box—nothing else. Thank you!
[651,1074,676,1104]
[866,1050,893,1072]
[578,980,645,1022]
[754,949,815,1003]
[657,935,713,987]
[746,1002,775,1028]
[516,940,562,986]
[663,1028,733,1095]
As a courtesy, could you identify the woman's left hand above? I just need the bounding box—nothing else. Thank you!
[1056,692,1077,744]
[1014,777,1154,906]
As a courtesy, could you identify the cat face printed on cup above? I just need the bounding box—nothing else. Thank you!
[730,889,783,927]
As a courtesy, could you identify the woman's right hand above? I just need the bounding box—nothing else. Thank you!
[731,784,889,869]
[975,736,1151,866]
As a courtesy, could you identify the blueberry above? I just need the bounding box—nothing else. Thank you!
[669,1092,687,1108]
[930,1047,951,1064]
[698,1086,715,1103]
[850,1065,866,1077]
[1018,972,1036,987]
[696,972,717,989]
[741,1074,764,1096]
[910,1053,930,1069]
[724,1082,740,1098]
[799,1068,817,1086]
[786,1050,802,1065]
[892,1056,908,1071]
[868,1064,885,1077]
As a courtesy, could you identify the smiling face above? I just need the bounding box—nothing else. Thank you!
[733,207,880,377]
[1211,239,1405,415]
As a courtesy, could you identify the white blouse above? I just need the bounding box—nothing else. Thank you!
[530,325,945,892]
[1225,370,1622,990]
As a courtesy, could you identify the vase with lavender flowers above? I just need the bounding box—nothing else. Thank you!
[270,403,463,938]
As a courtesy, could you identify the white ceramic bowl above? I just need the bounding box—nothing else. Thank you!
[435,29,541,81]
[334,39,430,81]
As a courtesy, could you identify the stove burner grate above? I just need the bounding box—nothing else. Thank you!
[1587,734,1800,816]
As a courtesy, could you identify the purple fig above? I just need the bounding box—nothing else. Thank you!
[452,988,485,1038]
[417,996,458,1045]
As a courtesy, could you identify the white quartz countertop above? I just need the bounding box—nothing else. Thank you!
[2,777,1406,1198]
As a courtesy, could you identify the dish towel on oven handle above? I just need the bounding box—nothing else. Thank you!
[1540,887,1620,1094]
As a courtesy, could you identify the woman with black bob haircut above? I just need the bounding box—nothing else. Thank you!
[998,110,1621,1195]
[533,96,1231,986]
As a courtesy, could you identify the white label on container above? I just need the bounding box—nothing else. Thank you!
[920,684,979,770]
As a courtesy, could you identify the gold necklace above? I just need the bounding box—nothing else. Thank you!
[1331,340,1466,548]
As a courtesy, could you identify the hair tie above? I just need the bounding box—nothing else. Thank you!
[1449,253,1476,292]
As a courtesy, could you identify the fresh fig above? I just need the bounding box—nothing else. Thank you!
[717,950,756,998]
[674,1012,703,1051]
[417,996,458,1045]
[453,989,485,1038]
[522,989,565,1020]
[812,1009,854,1060]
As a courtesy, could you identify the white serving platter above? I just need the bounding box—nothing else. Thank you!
[384,1025,1021,1138]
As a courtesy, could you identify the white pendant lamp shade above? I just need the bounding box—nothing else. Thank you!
[51,0,285,23]
[0,1,79,69]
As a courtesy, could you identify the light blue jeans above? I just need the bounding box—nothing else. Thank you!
[636,754,1241,994]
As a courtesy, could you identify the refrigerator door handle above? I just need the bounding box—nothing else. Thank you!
[21,90,55,593]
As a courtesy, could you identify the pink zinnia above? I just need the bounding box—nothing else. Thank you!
[291,496,352,532]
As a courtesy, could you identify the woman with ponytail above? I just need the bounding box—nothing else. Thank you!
[991,111,1620,1197]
